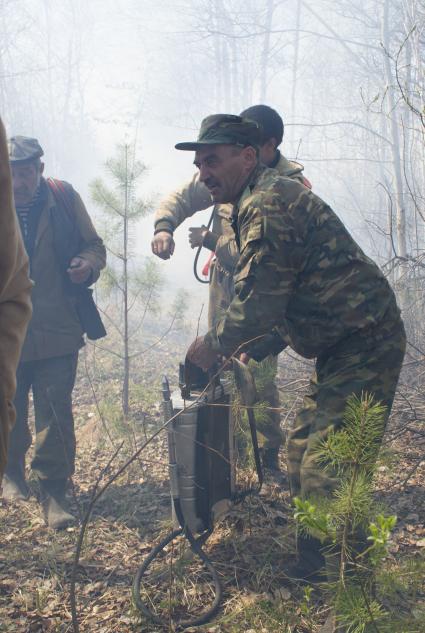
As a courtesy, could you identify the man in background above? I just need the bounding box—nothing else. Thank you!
[0,119,32,485]
[152,105,311,470]
[2,136,106,530]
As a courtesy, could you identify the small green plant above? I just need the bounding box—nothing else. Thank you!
[293,393,419,632]
[366,514,397,564]
[300,585,313,617]
[334,586,388,633]
[293,497,333,541]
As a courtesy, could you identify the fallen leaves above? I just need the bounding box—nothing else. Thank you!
[1,337,424,632]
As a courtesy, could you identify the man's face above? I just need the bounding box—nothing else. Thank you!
[11,161,43,206]
[194,144,257,204]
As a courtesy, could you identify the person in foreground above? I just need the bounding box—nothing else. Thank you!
[152,105,311,470]
[178,114,406,581]
[0,119,32,486]
[2,136,106,529]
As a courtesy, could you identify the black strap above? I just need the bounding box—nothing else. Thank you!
[46,178,81,279]
[47,177,75,224]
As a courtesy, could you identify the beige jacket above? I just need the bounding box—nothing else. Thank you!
[154,154,307,273]
[21,181,106,362]
[0,118,32,478]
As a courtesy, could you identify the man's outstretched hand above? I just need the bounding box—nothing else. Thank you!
[151,231,175,259]
[186,336,219,372]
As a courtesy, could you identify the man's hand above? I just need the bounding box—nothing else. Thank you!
[186,336,218,372]
[67,257,92,284]
[151,231,175,259]
[188,226,208,249]
[239,353,251,365]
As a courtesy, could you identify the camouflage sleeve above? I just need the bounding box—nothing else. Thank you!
[154,173,213,234]
[213,233,240,273]
[203,197,304,357]
[202,213,239,273]
[73,192,107,282]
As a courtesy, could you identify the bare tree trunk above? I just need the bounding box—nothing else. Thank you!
[122,145,130,417]
[290,0,302,148]
[382,0,408,291]
[211,2,222,111]
[230,25,238,110]
[42,0,58,171]
[378,110,396,281]
[215,0,231,111]
[0,0,9,113]
[259,0,275,102]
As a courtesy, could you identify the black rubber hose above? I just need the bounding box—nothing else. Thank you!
[165,497,222,630]
[132,505,223,630]
[193,208,215,284]
[132,527,183,626]
[177,526,223,630]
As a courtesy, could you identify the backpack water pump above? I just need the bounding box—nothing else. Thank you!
[132,359,262,630]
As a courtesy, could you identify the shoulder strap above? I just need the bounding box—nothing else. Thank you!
[46,178,75,220]
[46,177,81,277]
[45,177,106,339]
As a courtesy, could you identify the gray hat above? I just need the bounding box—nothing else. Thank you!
[175,114,262,151]
[8,135,44,163]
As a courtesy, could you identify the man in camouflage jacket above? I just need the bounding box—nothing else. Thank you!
[152,106,310,469]
[179,114,406,579]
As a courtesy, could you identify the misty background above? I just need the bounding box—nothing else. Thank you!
[1,0,424,324]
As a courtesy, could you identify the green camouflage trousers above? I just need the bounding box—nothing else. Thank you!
[249,356,283,450]
[287,320,406,498]
[208,259,235,331]
[209,260,284,450]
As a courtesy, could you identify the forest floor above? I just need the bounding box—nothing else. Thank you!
[0,334,424,633]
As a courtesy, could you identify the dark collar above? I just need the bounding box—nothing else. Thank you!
[269,149,281,169]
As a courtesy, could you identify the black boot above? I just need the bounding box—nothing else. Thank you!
[262,447,280,471]
[285,533,326,584]
[2,458,30,501]
[39,479,76,530]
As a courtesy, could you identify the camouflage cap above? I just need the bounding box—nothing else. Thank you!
[8,135,44,163]
[175,114,262,151]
